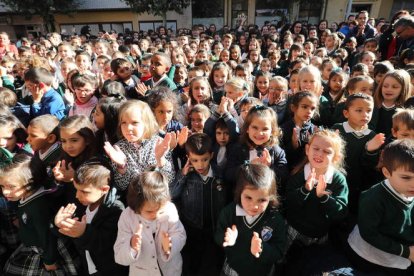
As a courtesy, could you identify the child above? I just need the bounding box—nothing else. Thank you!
[75,51,93,76]
[260,58,272,75]
[253,71,271,105]
[351,63,369,78]
[173,65,188,94]
[55,161,128,275]
[298,65,329,127]
[268,76,288,124]
[371,70,412,139]
[139,53,153,83]
[358,51,376,77]
[142,52,177,92]
[27,115,61,189]
[224,77,249,116]
[321,59,338,85]
[237,97,263,129]
[68,73,98,119]
[288,69,300,94]
[110,58,141,100]
[53,115,97,211]
[225,106,288,190]
[284,130,348,268]
[373,61,393,93]
[147,86,183,134]
[103,100,175,195]
[0,114,31,166]
[93,96,125,155]
[204,96,240,169]
[322,69,348,127]
[24,68,65,120]
[0,155,80,275]
[332,93,384,213]
[391,108,414,140]
[281,91,319,171]
[347,139,414,274]
[331,75,375,125]
[189,104,211,134]
[209,62,231,104]
[219,49,230,63]
[171,133,228,274]
[114,170,186,275]
[215,164,286,275]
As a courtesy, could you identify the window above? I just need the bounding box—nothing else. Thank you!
[192,0,224,29]
[138,21,177,32]
[60,22,132,36]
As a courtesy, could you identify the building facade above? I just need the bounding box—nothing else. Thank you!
[0,0,412,39]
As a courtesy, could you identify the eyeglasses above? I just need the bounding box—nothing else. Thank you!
[75,88,94,93]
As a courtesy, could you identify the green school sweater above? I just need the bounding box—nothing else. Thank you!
[358,180,414,258]
[18,188,58,265]
[332,122,378,193]
[215,202,286,276]
[285,165,348,238]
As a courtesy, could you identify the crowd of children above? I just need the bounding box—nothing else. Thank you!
[0,10,413,276]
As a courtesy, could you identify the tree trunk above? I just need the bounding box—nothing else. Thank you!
[162,12,167,28]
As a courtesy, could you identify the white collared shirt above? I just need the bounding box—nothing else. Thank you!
[199,166,213,181]
[343,121,371,138]
[85,205,99,274]
[304,163,334,184]
[236,204,261,224]
[39,142,60,161]
[153,74,168,87]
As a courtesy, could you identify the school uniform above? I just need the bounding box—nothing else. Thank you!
[204,110,240,172]
[369,104,397,139]
[4,187,80,275]
[347,180,414,274]
[30,142,62,190]
[144,74,178,93]
[212,87,225,105]
[171,165,228,275]
[331,101,346,125]
[332,122,379,213]
[225,142,289,191]
[269,99,287,125]
[314,95,332,127]
[215,202,286,276]
[285,164,348,245]
[114,203,186,276]
[74,189,128,276]
[280,119,317,172]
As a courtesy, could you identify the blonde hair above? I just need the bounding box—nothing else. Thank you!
[299,65,323,96]
[118,100,159,141]
[225,77,250,95]
[307,129,346,174]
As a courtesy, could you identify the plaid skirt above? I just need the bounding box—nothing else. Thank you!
[0,207,20,253]
[285,224,328,254]
[3,237,81,276]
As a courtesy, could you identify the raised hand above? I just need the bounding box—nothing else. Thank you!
[223,225,238,247]
[366,133,385,152]
[161,232,172,256]
[305,168,316,192]
[218,97,228,115]
[130,224,143,252]
[104,142,127,168]
[251,232,262,258]
[135,83,150,97]
[53,160,75,182]
[58,215,87,238]
[176,127,189,147]
[155,133,172,164]
[181,159,193,176]
[54,203,77,228]
[316,175,331,198]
